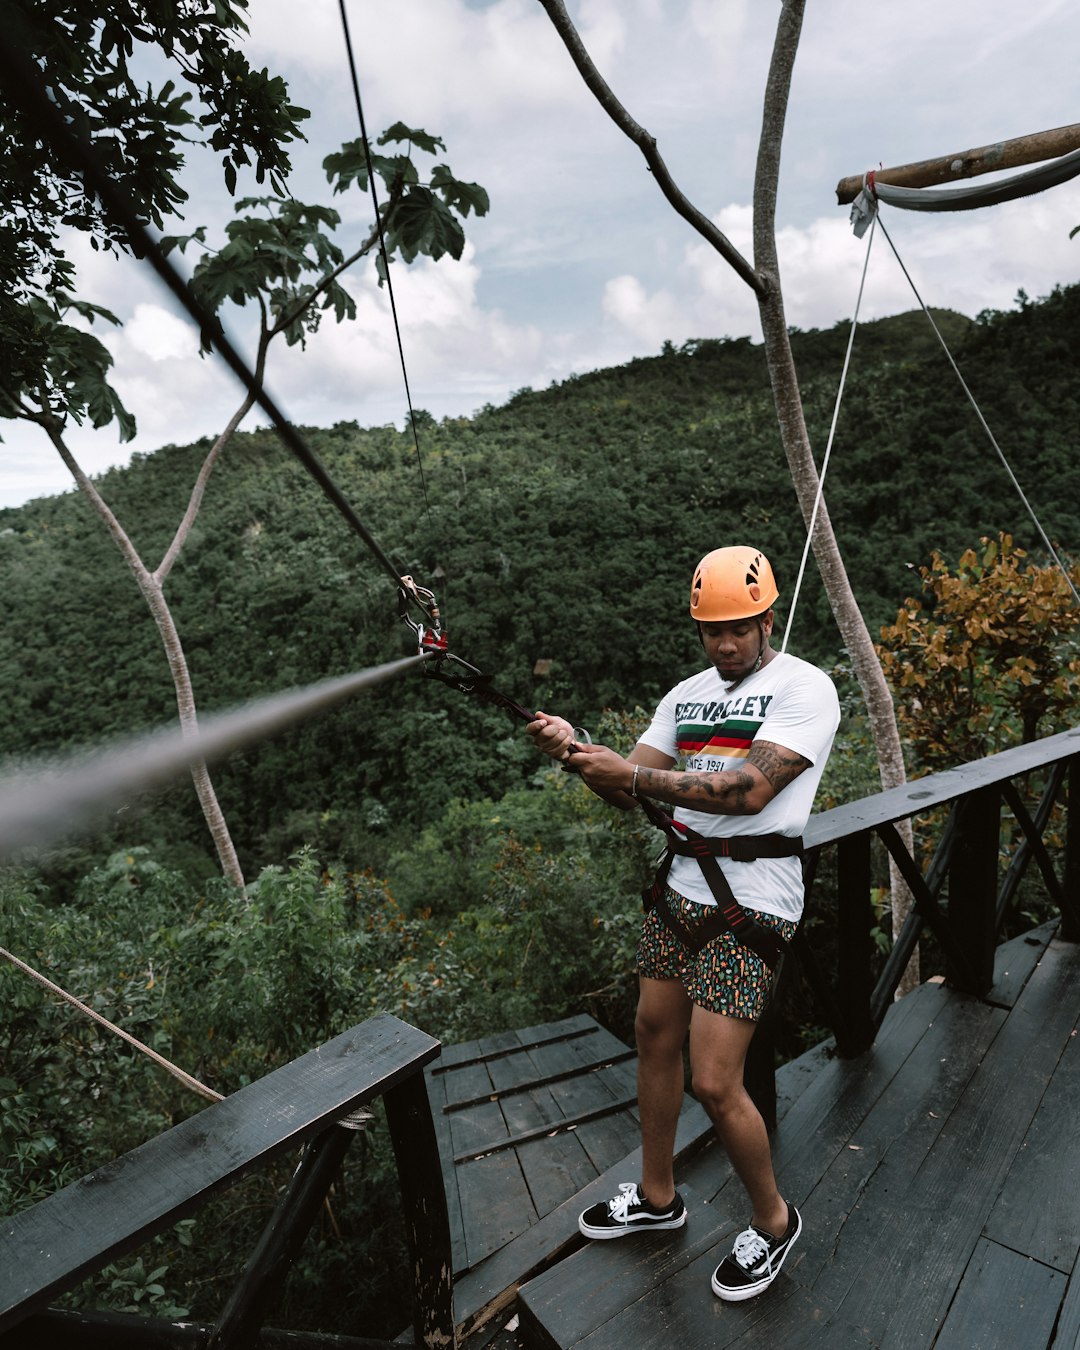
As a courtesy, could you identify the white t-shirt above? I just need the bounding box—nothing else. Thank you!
[637,652,840,921]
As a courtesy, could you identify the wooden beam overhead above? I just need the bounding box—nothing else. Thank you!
[836,123,1080,204]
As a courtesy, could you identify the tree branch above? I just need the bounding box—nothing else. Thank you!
[536,0,764,295]
[268,218,382,340]
[155,333,268,585]
[156,215,382,584]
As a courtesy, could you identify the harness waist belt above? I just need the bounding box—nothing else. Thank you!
[663,832,803,862]
[637,801,798,972]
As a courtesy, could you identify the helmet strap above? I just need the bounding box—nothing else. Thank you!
[719,618,769,692]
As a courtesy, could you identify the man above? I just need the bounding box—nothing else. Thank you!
[526,546,839,1302]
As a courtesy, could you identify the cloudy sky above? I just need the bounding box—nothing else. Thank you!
[4,0,1079,509]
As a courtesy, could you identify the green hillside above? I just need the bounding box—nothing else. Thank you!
[1,284,1078,881]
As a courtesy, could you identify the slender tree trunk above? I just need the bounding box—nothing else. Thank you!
[754,0,917,987]
[156,388,257,584]
[47,424,246,889]
[155,331,268,585]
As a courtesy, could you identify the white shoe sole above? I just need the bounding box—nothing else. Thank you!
[578,1210,687,1240]
[711,1208,802,1301]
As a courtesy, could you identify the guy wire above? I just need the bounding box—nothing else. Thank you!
[337,0,432,517]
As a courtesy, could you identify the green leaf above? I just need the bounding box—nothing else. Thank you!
[384,188,465,263]
[378,122,446,156]
[323,140,370,194]
[430,165,490,218]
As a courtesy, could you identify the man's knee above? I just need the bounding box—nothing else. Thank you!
[690,1064,744,1119]
[635,982,690,1056]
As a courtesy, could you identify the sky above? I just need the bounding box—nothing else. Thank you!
[4,0,1080,509]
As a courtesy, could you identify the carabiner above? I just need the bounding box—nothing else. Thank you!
[398,574,448,653]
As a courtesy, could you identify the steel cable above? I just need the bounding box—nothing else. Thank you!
[0,655,428,857]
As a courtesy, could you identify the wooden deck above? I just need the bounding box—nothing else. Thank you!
[427,1014,649,1275]
[448,922,1080,1350]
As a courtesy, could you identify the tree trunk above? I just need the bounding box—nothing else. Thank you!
[753,0,917,988]
[48,426,246,890]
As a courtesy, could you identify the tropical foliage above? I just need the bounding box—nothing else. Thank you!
[2,282,1079,1335]
[878,533,1080,767]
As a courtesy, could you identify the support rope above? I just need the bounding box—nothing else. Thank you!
[875,213,1080,606]
[782,214,877,650]
[869,145,1080,214]
[0,945,223,1104]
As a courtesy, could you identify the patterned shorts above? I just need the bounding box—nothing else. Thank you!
[636,887,798,1022]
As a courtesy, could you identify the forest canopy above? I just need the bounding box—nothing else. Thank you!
[1,282,1078,882]
[2,280,1078,1339]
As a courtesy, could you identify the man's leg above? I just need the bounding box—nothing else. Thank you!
[688,1005,788,1237]
[635,974,693,1207]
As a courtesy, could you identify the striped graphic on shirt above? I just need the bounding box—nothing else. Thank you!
[677,717,760,759]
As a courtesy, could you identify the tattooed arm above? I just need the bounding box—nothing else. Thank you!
[568,738,812,815]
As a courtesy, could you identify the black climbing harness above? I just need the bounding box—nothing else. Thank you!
[635,792,801,971]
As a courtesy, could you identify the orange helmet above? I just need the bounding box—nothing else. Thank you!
[689,547,779,621]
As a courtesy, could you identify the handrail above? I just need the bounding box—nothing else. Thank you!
[804,725,1080,848]
[806,727,1080,1051]
[745,727,1080,1130]
[0,1015,454,1349]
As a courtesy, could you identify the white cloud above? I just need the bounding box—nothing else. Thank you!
[261,241,551,425]
[123,304,201,363]
[602,273,688,346]
[598,175,1080,351]
[5,0,1080,509]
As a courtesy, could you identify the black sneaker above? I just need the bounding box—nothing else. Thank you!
[711,1203,802,1301]
[578,1182,687,1239]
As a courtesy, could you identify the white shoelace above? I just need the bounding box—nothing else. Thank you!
[608,1182,642,1220]
[732,1226,772,1273]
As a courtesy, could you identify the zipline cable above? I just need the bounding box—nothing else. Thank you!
[782,214,877,651]
[337,0,431,515]
[874,212,1080,606]
[0,655,428,857]
[0,37,405,595]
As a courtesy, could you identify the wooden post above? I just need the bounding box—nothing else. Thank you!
[384,1072,456,1350]
[836,122,1080,204]
[947,787,1000,995]
[208,1125,355,1350]
[835,832,875,1056]
[1064,755,1080,942]
[744,969,780,1132]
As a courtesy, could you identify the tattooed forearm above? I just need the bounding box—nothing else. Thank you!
[669,770,756,808]
[637,766,761,814]
[746,741,810,793]
[635,740,810,815]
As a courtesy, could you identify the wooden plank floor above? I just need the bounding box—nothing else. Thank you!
[427,1013,646,1275]
[511,923,1080,1350]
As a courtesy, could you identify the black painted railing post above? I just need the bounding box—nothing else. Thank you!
[1064,755,1080,942]
[947,786,999,994]
[836,832,875,1055]
[745,965,780,1132]
[207,1125,354,1350]
[384,1071,456,1350]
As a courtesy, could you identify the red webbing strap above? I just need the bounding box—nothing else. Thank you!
[637,796,788,970]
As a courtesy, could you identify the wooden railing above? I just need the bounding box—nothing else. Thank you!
[746,725,1080,1123]
[0,1014,453,1350]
